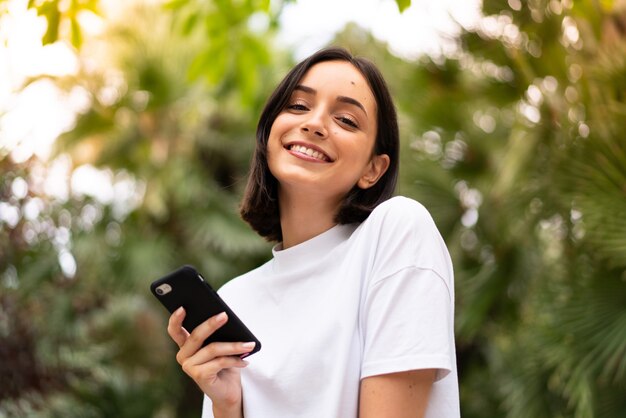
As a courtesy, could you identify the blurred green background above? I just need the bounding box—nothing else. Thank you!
[1,0,626,416]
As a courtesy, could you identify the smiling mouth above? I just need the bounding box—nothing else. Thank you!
[286,144,332,162]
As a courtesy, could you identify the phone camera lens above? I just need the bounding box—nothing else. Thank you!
[155,283,172,296]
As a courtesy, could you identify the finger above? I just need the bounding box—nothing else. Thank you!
[182,354,250,381]
[185,341,257,367]
[167,307,190,348]
[177,312,229,359]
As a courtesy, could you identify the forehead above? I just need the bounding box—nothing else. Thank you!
[297,61,377,114]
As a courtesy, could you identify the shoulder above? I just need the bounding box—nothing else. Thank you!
[375,195,426,213]
[357,196,452,280]
[365,196,439,238]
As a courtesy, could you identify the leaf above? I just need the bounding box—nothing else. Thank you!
[38,0,61,45]
[181,11,199,35]
[395,0,411,12]
[70,16,82,49]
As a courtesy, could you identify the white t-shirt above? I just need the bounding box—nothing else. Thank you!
[202,196,460,417]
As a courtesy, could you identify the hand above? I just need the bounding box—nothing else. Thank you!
[167,308,256,416]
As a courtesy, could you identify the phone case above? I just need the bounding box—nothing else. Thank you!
[150,265,261,356]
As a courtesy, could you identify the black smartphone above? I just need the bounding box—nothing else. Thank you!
[150,265,261,357]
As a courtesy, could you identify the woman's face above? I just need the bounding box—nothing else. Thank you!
[267,60,389,205]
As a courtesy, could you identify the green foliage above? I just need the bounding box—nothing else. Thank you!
[395,0,411,13]
[24,0,100,48]
[387,1,626,416]
[163,0,282,106]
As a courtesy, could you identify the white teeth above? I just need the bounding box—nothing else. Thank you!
[289,145,328,161]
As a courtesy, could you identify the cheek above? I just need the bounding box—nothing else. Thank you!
[266,126,285,170]
[269,113,292,136]
[342,136,376,163]
[268,113,300,153]
[267,123,284,152]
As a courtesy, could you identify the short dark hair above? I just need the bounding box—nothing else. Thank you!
[240,47,399,242]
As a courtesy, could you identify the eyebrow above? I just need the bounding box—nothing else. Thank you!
[294,85,368,115]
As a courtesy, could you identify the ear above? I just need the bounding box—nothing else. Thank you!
[357,154,391,189]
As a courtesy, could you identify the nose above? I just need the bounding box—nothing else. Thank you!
[300,110,327,138]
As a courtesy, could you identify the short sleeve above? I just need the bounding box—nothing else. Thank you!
[360,266,453,381]
[201,395,214,418]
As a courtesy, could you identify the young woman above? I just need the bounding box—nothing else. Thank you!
[167,47,460,418]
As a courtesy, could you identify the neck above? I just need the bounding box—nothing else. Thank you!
[278,188,341,249]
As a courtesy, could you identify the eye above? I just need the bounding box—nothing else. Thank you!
[286,101,309,112]
[336,115,359,129]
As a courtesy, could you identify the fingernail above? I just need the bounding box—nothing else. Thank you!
[216,312,227,323]
[242,341,256,349]
[175,307,184,316]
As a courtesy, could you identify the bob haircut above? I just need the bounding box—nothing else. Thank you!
[240,47,399,242]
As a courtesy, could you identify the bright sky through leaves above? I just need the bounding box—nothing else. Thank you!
[0,0,481,164]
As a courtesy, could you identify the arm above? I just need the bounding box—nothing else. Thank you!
[359,369,436,418]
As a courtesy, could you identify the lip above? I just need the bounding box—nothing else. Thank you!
[284,141,334,163]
